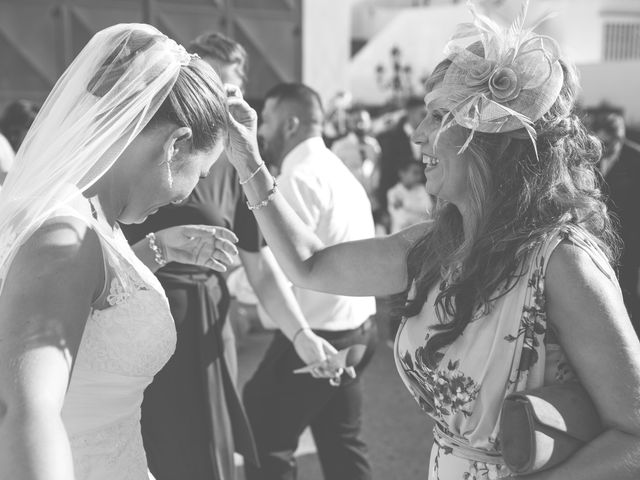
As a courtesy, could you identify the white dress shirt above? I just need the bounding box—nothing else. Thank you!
[278,137,376,331]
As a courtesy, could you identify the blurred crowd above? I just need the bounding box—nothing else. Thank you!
[324,94,435,236]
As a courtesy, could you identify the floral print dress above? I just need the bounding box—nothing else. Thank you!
[394,226,615,479]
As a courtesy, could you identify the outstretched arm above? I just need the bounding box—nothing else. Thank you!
[225,87,428,297]
[0,217,104,480]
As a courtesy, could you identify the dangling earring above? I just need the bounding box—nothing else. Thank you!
[166,160,174,188]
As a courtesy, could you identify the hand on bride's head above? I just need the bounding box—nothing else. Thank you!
[225,84,260,165]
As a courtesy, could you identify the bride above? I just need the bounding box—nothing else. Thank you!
[0,24,238,479]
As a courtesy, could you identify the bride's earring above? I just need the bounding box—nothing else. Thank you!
[166,145,177,188]
[166,160,174,188]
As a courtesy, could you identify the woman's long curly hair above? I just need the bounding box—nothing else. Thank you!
[401,50,620,368]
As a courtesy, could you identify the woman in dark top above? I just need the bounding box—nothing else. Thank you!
[121,33,260,480]
[123,31,335,480]
[122,157,261,480]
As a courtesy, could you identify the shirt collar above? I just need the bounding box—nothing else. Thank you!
[281,137,326,175]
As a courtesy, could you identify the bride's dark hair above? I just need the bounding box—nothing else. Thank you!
[401,51,619,368]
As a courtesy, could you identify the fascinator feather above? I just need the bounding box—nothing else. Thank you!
[425,0,563,158]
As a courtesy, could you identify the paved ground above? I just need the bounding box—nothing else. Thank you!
[234,314,435,480]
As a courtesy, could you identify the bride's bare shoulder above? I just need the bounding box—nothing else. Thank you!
[7,214,102,291]
[28,214,98,252]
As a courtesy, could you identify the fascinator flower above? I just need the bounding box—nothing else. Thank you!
[425,0,564,157]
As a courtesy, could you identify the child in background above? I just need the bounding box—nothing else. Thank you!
[387,159,433,233]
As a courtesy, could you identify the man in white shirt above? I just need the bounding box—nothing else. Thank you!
[243,83,377,480]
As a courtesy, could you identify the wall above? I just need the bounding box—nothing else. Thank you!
[301,0,352,106]
[0,0,302,109]
[579,61,640,126]
[346,0,640,107]
[347,3,469,105]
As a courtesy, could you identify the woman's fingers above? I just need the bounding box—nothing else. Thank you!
[175,225,240,270]
[210,247,235,267]
[227,97,258,129]
[212,227,239,245]
[216,239,238,258]
[182,225,238,244]
[205,257,227,272]
[225,83,243,98]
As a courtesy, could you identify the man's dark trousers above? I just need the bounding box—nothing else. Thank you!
[243,318,377,480]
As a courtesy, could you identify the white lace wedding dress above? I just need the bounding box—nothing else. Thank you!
[60,218,176,480]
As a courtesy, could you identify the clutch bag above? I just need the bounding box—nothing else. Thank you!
[499,382,603,475]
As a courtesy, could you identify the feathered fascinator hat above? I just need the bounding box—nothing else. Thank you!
[425,0,563,157]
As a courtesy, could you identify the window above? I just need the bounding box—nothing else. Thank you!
[604,22,640,61]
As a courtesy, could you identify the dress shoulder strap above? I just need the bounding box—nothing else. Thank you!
[535,224,615,284]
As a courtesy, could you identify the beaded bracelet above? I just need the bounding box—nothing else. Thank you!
[246,177,278,211]
[239,161,265,185]
[146,232,168,266]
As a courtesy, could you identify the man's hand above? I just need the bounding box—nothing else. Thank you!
[293,328,338,374]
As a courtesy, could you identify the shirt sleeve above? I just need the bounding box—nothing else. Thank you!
[277,170,323,231]
[233,193,263,252]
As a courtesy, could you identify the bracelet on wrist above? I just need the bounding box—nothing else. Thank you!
[146,232,168,266]
[239,161,265,185]
[292,326,312,345]
[246,177,278,211]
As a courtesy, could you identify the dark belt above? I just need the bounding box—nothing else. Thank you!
[313,316,374,338]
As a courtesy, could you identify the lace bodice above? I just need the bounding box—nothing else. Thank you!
[61,222,176,480]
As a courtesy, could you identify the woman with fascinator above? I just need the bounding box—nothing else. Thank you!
[0,25,239,479]
[223,1,640,479]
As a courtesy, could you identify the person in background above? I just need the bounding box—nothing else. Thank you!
[0,99,39,152]
[587,108,640,336]
[323,90,352,147]
[376,95,426,233]
[0,132,14,187]
[243,83,377,480]
[387,159,434,234]
[122,31,335,480]
[331,106,382,216]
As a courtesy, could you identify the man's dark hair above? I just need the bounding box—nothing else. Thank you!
[264,82,325,125]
